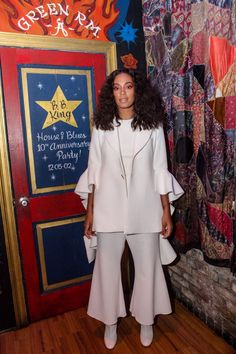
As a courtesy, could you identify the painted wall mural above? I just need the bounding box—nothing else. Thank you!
[143,0,236,273]
[0,0,117,40]
[0,0,146,71]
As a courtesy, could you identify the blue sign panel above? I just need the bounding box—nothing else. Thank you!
[19,65,95,194]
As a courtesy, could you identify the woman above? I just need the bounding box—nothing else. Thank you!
[75,69,184,349]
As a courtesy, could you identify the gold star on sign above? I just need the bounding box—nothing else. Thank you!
[36,85,82,129]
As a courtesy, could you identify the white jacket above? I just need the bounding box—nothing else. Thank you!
[75,124,184,234]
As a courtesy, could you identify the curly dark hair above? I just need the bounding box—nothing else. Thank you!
[93,68,165,131]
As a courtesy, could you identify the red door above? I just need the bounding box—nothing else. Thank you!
[0,46,106,321]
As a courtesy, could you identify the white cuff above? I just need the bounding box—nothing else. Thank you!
[155,169,184,214]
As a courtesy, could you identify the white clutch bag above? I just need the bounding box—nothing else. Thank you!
[159,235,177,265]
[83,235,97,263]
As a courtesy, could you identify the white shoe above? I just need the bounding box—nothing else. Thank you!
[140,324,153,347]
[104,324,117,350]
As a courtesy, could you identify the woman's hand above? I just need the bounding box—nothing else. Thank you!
[160,194,173,238]
[84,187,95,238]
[84,210,94,238]
[161,208,173,238]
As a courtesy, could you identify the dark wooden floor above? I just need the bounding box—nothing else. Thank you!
[0,301,235,354]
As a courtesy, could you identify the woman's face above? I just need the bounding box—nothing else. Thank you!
[112,73,135,115]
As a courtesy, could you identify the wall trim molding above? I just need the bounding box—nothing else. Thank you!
[0,32,117,75]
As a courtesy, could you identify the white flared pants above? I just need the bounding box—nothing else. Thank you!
[87,233,172,325]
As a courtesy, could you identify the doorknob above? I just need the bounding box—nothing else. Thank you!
[19,197,29,207]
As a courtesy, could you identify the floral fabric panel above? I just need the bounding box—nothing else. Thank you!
[143,0,236,272]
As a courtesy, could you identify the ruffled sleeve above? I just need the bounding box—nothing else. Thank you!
[153,126,184,214]
[74,127,103,208]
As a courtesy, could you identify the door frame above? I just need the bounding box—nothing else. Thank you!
[0,72,27,327]
[0,32,117,326]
